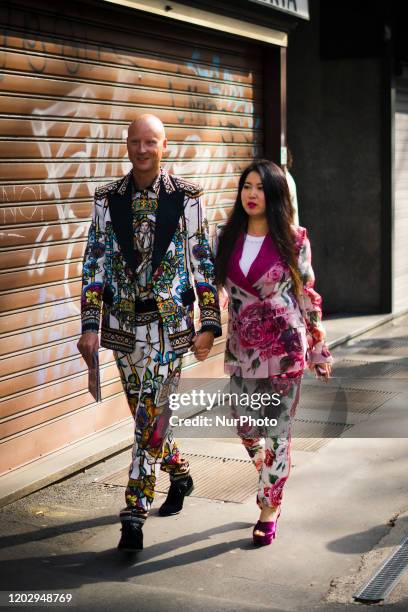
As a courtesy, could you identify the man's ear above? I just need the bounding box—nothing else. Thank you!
[162,137,168,151]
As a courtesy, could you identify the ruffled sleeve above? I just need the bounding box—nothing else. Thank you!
[296,227,333,365]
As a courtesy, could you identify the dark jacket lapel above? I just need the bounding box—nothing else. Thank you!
[151,180,184,274]
[107,172,140,272]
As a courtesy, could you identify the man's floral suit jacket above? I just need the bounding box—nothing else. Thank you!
[81,168,222,355]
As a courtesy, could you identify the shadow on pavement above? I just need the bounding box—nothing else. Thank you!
[0,519,253,589]
[327,515,408,554]
[0,514,118,550]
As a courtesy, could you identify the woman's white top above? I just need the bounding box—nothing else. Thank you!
[239,233,266,276]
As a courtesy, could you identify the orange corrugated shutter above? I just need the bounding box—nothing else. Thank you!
[0,0,263,474]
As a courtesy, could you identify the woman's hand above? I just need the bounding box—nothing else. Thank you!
[219,287,229,309]
[309,362,332,381]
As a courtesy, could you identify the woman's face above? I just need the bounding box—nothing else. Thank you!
[240,170,266,218]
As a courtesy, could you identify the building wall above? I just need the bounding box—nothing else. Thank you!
[394,78,408,312]
[0,0,265,474]
[287,0,384,313]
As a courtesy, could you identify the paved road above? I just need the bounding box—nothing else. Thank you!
[0,315,407,611]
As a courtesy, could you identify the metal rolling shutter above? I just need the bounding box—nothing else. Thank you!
[0,0,263,474]
[394,80,408,312]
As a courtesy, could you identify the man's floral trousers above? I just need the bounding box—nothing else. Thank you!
[114,320,189,523]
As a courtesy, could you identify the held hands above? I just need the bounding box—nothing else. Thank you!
[192,331,215,361]
[77,331,99,368]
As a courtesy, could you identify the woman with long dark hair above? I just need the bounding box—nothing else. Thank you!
[214,159,333,547]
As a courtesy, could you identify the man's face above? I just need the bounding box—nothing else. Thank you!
[127,119,167,175]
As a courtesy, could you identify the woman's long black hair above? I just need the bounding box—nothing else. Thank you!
[214,159,302,298]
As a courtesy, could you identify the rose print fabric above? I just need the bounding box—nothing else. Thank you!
[230,374,301,509]
[221,226,332,510]
[224,227,332,379]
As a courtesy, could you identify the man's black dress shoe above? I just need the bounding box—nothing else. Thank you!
[159,475,194,516]
[117,521,143,551]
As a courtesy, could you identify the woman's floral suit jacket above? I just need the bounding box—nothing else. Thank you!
[81,168,221,356]
[222,226,333,378]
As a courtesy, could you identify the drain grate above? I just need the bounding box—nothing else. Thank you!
[332,359,408,379]
[291,437,332,452]
[299,386,397,415]
[353,533,408,603]
[351,336,408,356]
[293,418,352,438]
[96,425,349,505]
[97,453,259,503]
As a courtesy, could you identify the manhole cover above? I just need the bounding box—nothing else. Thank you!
[291,438,332,452]
[96,417,352,504]
[351,336,408,356]
[97,453,259,503]
[333,359,408,379]
[293,418,352,438]
[300,386,397,415]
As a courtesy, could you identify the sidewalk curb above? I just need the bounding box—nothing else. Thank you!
[0,420,133,508]
[326,310,408,350]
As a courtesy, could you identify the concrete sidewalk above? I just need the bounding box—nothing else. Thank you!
[1,437,407,610]
[0,439,408,611]
[1,314,408,611]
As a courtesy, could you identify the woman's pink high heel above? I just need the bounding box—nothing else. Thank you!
[253,509,281,546]
[252,520,278,546]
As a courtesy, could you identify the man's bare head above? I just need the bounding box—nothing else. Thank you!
[127,114,167,181]
[128,114,166,140]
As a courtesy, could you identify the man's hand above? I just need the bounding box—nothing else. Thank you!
[77,331,99,368]
[192,331,214,361]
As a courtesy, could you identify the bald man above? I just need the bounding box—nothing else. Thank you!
[78,114,221,552]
